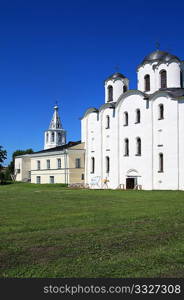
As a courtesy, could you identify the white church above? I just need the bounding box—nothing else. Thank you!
[81,49,184,190]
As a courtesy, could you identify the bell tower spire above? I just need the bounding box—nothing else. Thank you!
[44,105,66,150]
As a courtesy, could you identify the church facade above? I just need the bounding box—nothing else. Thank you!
[81,50,184,190]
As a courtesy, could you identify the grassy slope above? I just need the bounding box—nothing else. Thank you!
[0,183,184,278]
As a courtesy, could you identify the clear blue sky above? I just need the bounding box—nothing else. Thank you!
[1,0,184,164]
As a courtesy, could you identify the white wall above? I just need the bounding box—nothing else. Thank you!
[137,61,181,93]
[82,91,184,190]
[15,156,31,181]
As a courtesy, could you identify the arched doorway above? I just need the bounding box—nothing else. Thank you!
[126,169,140,189]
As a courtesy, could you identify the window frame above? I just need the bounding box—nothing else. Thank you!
[135,109,141,124]
[51,132,55,142]
[158,153,164,173]
[158,104,164,120]
[107,85,113,102]
[47,159,50,169]
[124,138,129,156]
[75,158,81,168]
[37,160,41,170]
[106,115,110,129]
[36,176,41,184]
[124,111,128,126]
[106,156,110,173]
[123,85,127,93]
[50,176,54,184]
[57,158,61,169]
[160,70,167,89]
[136,137,141,156]
[91,157,95,174]
[144,74,150,92]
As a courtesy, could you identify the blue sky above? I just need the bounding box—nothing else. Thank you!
[1,0,184,164]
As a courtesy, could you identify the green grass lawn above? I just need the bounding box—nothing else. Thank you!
[0,183,184,278]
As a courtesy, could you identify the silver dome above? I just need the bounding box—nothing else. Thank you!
[141,50,180,65]
[105,72,126,82]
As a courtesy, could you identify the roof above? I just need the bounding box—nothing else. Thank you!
[34,141,81,154]
[48,105,63,130]
[140,50,180,66]
[82,87,184,118]
[105,72,126,82]
[158,88,184,98]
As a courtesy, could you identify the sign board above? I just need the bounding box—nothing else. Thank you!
[91,176,100,186]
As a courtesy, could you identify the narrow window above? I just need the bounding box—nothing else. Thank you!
[58,133,62,143]
[56,117,60,129]
[50,176,54,184]
[124,112,128,126]
[37,160,40,170]
[136,137,141,155]
[158,104,164,120]
[123,85,127,93]
[160,70,167,88]
[106,115,110,129]
[135,109,141,123]
[75,158,81,168]
[144,74,150,91]
[124,138,129,156]
[159,153,164,172]
[57,158,61,169]
[106,156,110,173]
[108,85,113,102]
[46,133,49,142]
[36,176,41,184]
[51,132,55,142]
[81,173,84,180]
[47,160,50,169]
[91,157,95,173]
[180,70,183,88]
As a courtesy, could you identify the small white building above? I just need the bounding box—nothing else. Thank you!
[15,106,85,185]
[81,50,184,190]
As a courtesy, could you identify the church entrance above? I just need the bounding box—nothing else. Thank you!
[126,177,136,189]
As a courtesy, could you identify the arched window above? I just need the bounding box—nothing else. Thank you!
[160,70,167,88]
[159,153,164,172]
[123,85,127,93]
[136,137,141,155]
[46,133,49,142]
[124,138,129,156]
[180,70,183,88]
[91,157,95,173]
[51,132,55,142]
[124,112,128,126]
[106,115,110,129]
[144,74,150,91]
[108,85,113,102]
[106,156,110,173]
[135,109,141,123]
[158,104,164,120]
[58,132,62,143]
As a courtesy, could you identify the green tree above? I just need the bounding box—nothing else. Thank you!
[8,148,34,174]
[0,146,7,169]
[0,146,7,184]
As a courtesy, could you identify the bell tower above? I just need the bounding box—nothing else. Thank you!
[44,105,66,150]
[104,72,129,103]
